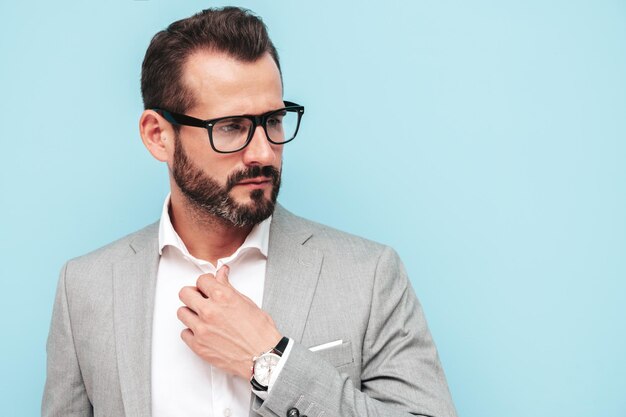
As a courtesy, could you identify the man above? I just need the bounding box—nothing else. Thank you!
[43,7,457,417]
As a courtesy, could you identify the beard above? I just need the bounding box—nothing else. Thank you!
[171,133,281,228]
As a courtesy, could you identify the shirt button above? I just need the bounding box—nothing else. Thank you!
[223,408,232,417]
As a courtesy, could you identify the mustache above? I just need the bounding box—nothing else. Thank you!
[226,165,281,190]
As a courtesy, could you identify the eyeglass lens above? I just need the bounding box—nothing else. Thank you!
[211,109,299,152]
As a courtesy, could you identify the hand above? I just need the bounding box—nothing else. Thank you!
[177,265,282,379]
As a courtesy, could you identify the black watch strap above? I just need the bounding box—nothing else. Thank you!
[251,376,267,391]
[273,336,289,356]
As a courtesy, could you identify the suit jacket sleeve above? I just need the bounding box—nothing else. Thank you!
[42,262,93,417]
[253,246,457,417]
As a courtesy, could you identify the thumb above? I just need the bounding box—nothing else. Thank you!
[216,264,230,285]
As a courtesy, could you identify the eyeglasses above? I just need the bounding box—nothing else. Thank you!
[154,101,305,154]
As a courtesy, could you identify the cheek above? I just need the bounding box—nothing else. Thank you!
[191,154,234,186]
[273,145,284,168]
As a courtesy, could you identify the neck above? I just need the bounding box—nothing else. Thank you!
[169,190,253,266]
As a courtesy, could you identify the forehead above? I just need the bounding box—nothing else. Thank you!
[181,50,283,117]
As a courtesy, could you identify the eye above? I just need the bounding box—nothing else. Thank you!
[215,118,248,135]
[220,123,243,132]
[267,112,285,128]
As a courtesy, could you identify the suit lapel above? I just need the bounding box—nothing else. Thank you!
[262,206,323,343]
[113,225,159,417]
[250,206,323,417]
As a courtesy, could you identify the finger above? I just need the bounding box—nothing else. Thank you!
[196,273,217,298]
[181,328,195,347]
[177,306,200,331]
[179,286,207,314]
[215,265,230,285]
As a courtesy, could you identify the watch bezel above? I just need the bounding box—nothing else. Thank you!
[252,352,282,387]
[250,336,290,391]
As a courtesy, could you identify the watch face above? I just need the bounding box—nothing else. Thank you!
[253,353,281,386]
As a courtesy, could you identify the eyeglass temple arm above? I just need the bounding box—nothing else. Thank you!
[283,101,304,110]
[153,109,207,128]
[154,103,303,127]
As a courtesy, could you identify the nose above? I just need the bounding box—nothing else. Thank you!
[241,125,278,166]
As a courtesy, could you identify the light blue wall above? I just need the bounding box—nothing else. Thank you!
[1,1,624,416]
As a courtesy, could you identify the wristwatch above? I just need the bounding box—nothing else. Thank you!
[250,336,289,391]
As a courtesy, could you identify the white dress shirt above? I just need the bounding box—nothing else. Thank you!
[151,195,290,417]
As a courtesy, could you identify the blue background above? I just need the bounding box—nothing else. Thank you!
[1,1,625,416]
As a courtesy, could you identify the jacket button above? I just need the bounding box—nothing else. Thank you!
[287,408,299,417]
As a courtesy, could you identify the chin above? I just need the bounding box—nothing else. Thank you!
[233,188,269,204]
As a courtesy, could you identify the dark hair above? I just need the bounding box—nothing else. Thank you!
[141,7,281,116]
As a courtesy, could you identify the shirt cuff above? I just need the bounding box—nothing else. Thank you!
[252,337,294,400]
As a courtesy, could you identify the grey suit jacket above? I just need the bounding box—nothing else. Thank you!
[43,205,457,417]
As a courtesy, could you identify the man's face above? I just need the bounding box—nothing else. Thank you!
[170,51,285,227]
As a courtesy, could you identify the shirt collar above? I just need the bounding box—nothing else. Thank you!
[158,194,271,262]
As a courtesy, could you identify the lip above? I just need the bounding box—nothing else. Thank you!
[236,177,273,186]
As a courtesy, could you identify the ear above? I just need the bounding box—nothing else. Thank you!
[139,110,173,162]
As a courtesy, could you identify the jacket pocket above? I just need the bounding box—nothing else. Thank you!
[310,341,354,368]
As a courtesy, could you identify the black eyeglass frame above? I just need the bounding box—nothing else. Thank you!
[153,101,305,154]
